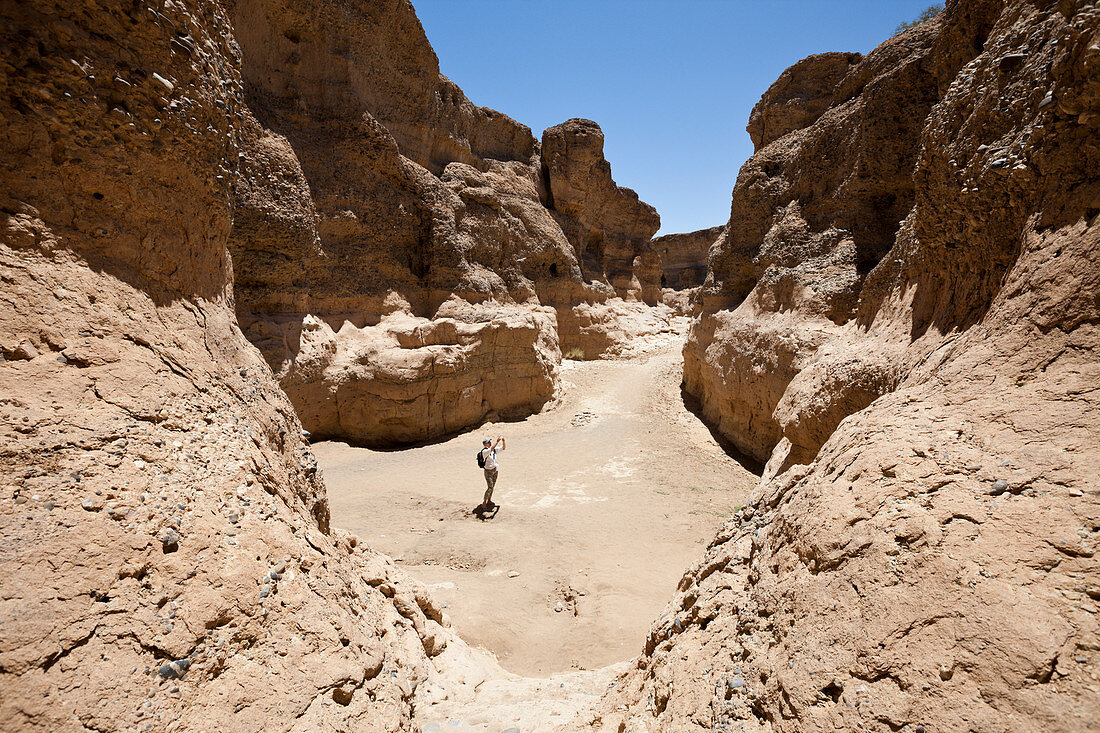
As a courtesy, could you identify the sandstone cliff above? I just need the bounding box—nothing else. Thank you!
[599,1,1100,730]
[0,1,472,729]
[653,225,723,290]
[224,0,670,445]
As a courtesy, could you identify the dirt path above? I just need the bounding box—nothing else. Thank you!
[316,330,759,677]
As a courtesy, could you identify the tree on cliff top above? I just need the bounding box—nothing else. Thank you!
[895,3,943,33]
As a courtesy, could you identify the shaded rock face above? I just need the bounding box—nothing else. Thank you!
[0,1,459,730]
[599,1,1100,731]
[653,224,724,290]
[223,1,667,444]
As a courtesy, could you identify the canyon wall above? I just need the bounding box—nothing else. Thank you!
[653,225,723,290]
[0,1,509,730]
[224,0,671,445]
[597,0,1100,730]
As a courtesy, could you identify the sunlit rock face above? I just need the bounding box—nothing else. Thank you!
[225,0,673,444]
[597,1,1100,731]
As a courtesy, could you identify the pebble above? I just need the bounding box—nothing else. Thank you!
[501,729,520,733]
[554,602,564,613]
[507,570,520,578]
[162,529,180,553]
[259,584,271,598]
[728,677,744,690]
[156,658,190,680]
[990,479,1008,494]
[82,497,101,511]
[1069,488,1083,497]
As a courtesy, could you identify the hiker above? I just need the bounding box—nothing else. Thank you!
[477,436,505,511]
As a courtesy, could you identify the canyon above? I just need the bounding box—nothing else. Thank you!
[1,1,1097,733]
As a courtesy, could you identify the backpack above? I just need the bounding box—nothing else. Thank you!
[476,448,486,468]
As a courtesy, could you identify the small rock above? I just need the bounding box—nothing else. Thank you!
[507,570,520,578]
[156,657,190,680]
[162,529,180,553]
[82,497,102,512]
[939,664,954,681]
[990,479,1009,494]
[259,584,271,599]
[1069,488,1083,497]
[728,677,744,690]
[554,602,564,613]
[14,496,27,505]
[501,729,520,733]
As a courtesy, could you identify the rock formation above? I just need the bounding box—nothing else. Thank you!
[597,0,1100,730]
[541,118,663,303]
[224,0,670,444]
[0,1,469,729]
[653,225,723,290]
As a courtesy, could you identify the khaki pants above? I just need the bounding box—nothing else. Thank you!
[482,467,498,506]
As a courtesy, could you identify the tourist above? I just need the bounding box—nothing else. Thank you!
[478,436,506,511]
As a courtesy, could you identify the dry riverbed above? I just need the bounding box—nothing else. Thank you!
[316,332,758,677]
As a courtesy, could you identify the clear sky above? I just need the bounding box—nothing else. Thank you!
[412,0,937,235]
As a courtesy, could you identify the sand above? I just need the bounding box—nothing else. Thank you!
[316,332,759,677]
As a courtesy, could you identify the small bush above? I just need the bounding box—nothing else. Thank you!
[562,347,586,360]
[896,3,943,33]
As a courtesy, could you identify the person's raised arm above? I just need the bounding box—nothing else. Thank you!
[495,436,506,450]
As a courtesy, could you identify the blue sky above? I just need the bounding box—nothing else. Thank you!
[412,0,937,235]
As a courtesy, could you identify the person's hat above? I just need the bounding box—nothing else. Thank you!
[483,438,491,444]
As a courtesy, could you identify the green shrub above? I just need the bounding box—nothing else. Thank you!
[562,347,586,360]
[896,3,943,33]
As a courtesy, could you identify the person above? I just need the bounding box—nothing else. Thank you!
[478,435,505,511]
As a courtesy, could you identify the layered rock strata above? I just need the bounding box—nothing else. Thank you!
[598,1,1100,730]
[224,0,668,443]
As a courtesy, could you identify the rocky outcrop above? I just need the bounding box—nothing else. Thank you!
[599,1,1100,730]
[653,225,723,290]
[250,303,559,447]
[0,1,466,730]
[541,119,663,303]
[224,1,668,444]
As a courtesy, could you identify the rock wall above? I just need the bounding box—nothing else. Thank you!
[0,1,461,730]
[541,118,663,303]
[224,0,671,444]
[653,225,723,290]
[598,1,1100,730]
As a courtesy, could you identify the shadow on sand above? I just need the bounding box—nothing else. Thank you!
[680,383,765,476]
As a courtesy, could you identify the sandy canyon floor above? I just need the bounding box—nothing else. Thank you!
[315,327,759,678]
